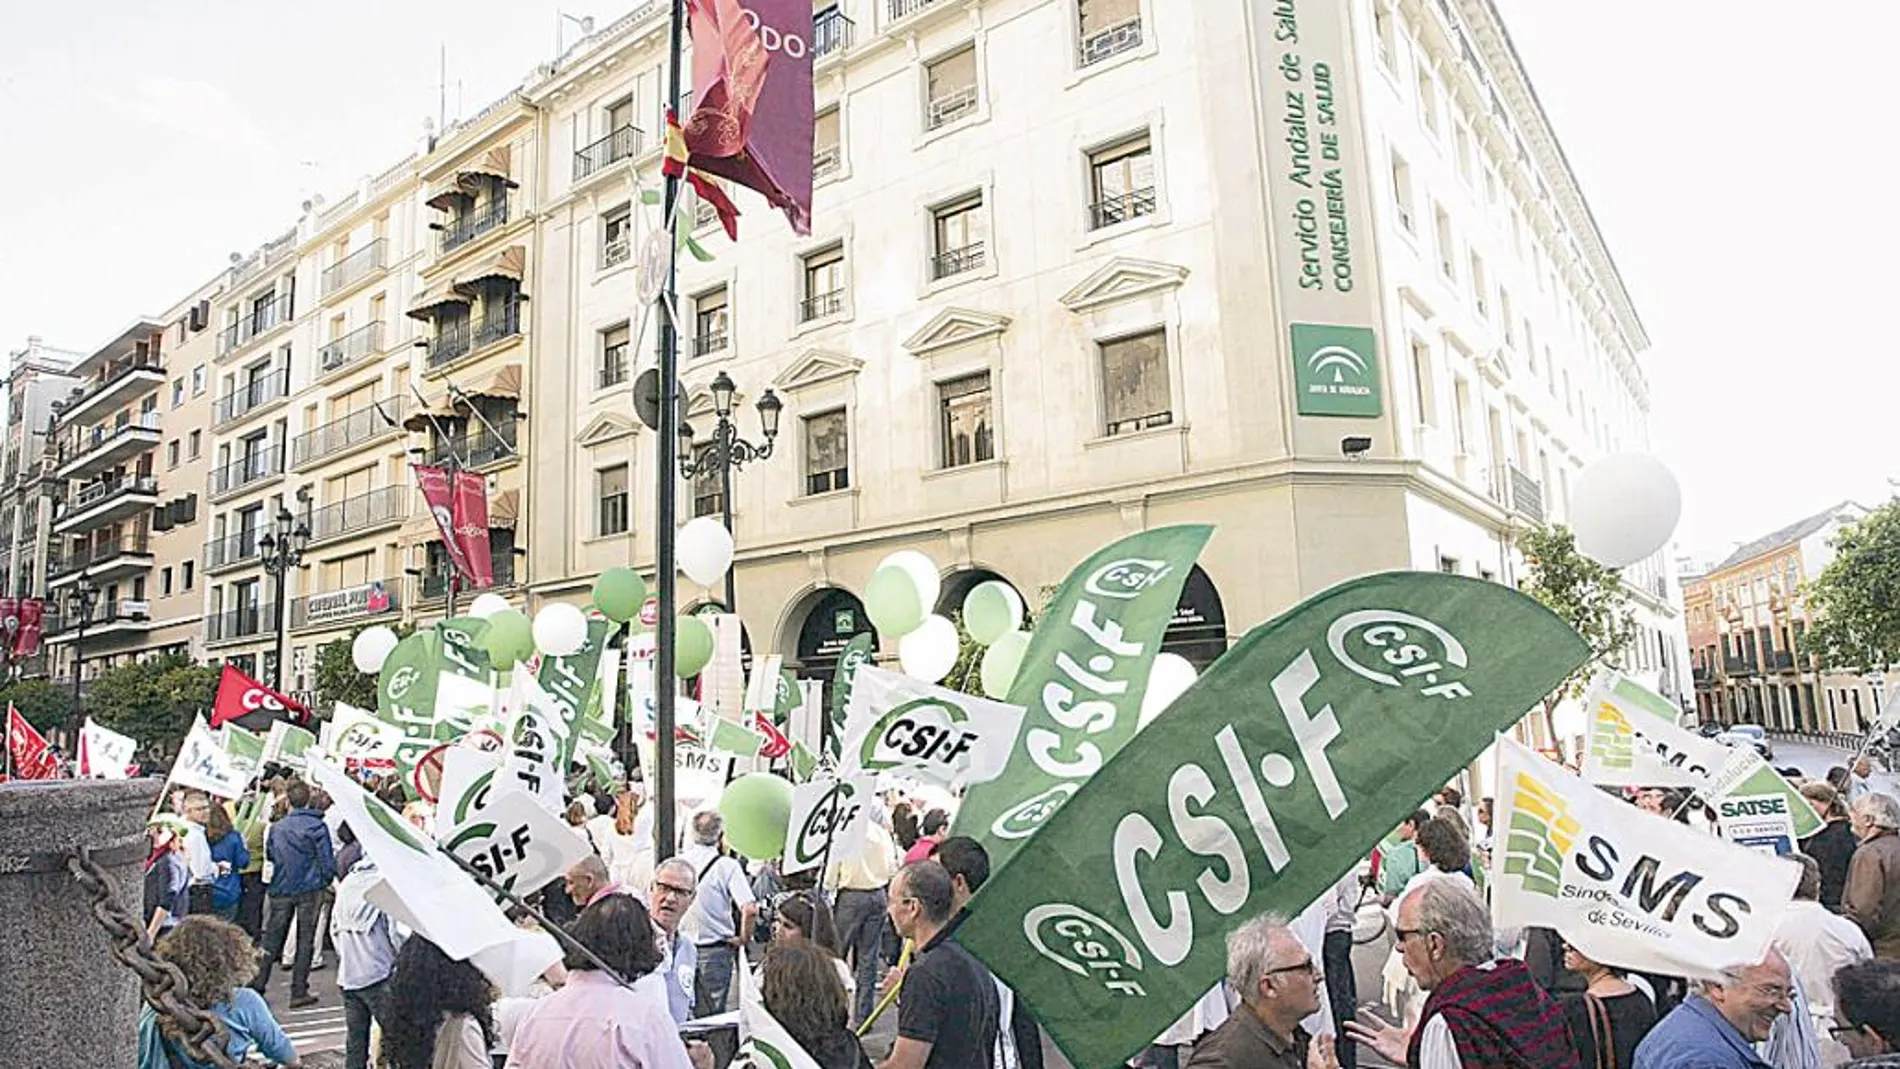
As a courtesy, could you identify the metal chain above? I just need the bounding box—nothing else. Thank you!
[67,849,245,1069]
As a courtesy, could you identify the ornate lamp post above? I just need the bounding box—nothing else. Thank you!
[676,371,782,614]
[257,506,310,693]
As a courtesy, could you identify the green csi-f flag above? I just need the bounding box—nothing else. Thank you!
[954,572,1589,1069]
[953,525,1213,866]
[829,633,876,737]
[537,617,614,766]
[377,629,447,772]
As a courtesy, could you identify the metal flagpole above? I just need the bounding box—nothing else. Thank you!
[652,0,687,865]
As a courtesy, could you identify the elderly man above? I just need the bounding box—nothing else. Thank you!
[1344,880,1577,1068]
[1633,950,1793,1068]
[1831,959,1900,1066]
[563,855,617,909]
[677,810,757,1016]
[1186,913,1340,1069]
[1847,793,1900,959]
[645,856,699,1024]
[881,861,998,1069]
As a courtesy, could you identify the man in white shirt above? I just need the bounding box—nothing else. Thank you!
[1775,852,1873,1065]
[675,811,756,1017]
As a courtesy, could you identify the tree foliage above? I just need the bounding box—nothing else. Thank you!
[1518,524,1640,701]
[87,653,219,758]
[1805,502,1900,672]
[939,585,1053,700]
[313,624,414,717]
[0,678,76,733]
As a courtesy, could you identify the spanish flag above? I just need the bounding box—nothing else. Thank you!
[662,109,741,241]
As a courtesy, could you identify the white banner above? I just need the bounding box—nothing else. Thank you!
[735,950,824,1069]
[499,672,568,815]
[839,666,1026,787]
[262,720,320,770]
[705,612,747,723]
[1492,737,1800,980]
[745,654,785,712]
[170,716,251,799]
[439,779,593,896]
[781,775,874,876]
[1580,670,1723,788]
[80,718,136,779]
[308,757,561,996]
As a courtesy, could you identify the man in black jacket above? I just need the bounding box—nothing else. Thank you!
[933,836,1044,1069]
[250,780,336,1008]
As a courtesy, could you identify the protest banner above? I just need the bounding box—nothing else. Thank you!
[324,703,403,768]
[499,672,568,814]
[220,724,265,779]
[954,571,1588,1069]
[1714,793,1798,854]
[1493,736,1800,978]
[734,950,825,1069]
[377,628,448,771]
[954,525,1213,866]
[840,667,1026,786]
[262,720,319,770]
[829,633,875,744]
[781,775,874,875]
[745,654,785,712]
[536,616,614,765]
[170,716,250,798]
[440,780,593,896]
[208,664,308,731]
[79,718,137,779]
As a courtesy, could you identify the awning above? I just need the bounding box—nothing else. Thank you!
[466,145,513,185]
[405,279,472,321]
[402,394,461,432]
[488,489,520,529]
[423,181,475,212]
[397,513,444,547]
[459,364,522,403]
[452,245,527,295]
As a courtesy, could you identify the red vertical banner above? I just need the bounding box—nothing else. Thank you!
[15,598,45,659]
[452,469,494,590]
[414,465,475,583]
[684,0,815,235]
[7,703,56,780]
[0,597,19,660]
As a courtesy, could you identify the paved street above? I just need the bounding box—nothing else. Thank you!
[260,970,346,1058]
[1762,736,1900,794]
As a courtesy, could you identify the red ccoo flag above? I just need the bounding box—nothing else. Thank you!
[682,0,814,236]
[6,703,57,780]
[209,664,309,733]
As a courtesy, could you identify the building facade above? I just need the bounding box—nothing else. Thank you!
[1686,502,1887,734]
[0,336,83,679]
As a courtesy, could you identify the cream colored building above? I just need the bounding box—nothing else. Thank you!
[0,336,82,681]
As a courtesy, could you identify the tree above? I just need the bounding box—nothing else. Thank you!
[0,679,75,733]
[1518,524,1640,740]
[1805,502,1900,672]
[88,653,216,757]
[313,623,414,716]
[939,585,1054,700]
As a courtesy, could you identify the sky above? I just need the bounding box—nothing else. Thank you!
[2,1,1894,567]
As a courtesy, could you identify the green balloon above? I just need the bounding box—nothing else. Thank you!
[980,629,1032,699]
[593,567,648,623]
[482,609,536,668]
[718,772,793,860]
[864,566,926,638]
[961,581,1022,646]
[674,615,715,678]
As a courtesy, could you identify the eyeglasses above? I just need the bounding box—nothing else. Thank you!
[653,882,696,899]
[1746,983,1795,1003]
[1394,927,1434,943]
[1268,959,1323,979]
[1829,1024,1865,1042]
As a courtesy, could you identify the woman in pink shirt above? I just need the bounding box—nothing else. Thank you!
[901,809,950,865]
[507,895,712,1069]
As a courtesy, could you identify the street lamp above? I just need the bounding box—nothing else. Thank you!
[677,372,782,614]
[257,507,310,694]
[67,576,99,727]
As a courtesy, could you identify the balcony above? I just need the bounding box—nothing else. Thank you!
[1766,651,1797,672]
[1080,18,1142,66]
[291,398,406,470]
[424,319,472,367]
[204,529,264,574]
[214,370,292,428]
[58,360,167,428]
[815,8,854,55]
[425,417,519,468]
[217,294,296,358]
[55,415,161,480]
[320,239,388,298]
[1723,656,1757,677]
[1089,187,1156,230]
[46,598,153,642]
[926,87,978,130]
[317,322,385,377]
[206,601,276,645]
[799,290,845,323]
[1491,464,1545,523]
[210,447,285,501]
[427,299,521,370]
[421,554,517,599]
[574,125,644,182]
[888,0,944,23]
[84,533,157,584]
[307,486,409,544]
[438,194,511,255]
[290,579,401,631]
[692,330,728,357]
[52,475,159,535]
[930,242,985,281]
[813,145,842,179]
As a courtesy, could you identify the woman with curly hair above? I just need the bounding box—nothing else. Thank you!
[762,941,872,1069]
[136,915,300,1069]
[381,937,496,1069]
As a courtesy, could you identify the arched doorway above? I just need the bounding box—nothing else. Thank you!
[934,568,1018,619]
[1162,565,1228,670]
[789,588,874,683]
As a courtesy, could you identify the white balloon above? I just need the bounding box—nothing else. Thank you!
[352,626,401,675]
[467,592,512,619]
[533,602,590,657]
[1569,452,1682,569]
[878,550,942,615]
[678,517,737,588]
[1138,653,1198,731]
[898,614,961,684]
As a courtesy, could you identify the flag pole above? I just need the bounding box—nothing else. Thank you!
[652,0,687,864]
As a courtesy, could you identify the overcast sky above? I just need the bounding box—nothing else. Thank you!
[2,1,1892,565]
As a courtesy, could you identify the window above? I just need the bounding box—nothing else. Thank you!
[930,194,987,280]
[813,108,842,177]
[599,323,630,389]
[188,430,202,458]
[606,96,635,136]
[938,374,994,468]
[192,365,206,395]
[1454,125,1474,184]
[1088,135,1155,229]
[1416,67,1438,134]
[1099,329,1171,436]
[800,246,846,322]
[601,204,633,269]
[924,47,978,130]
[183,560,195,590]
[1500,290,1516,345]
[803,410,850,495]
[694,288,729,356]
[1434,206,1456,279]
[1469,252,1488,316]
[1077,0,1141,65]
[1411,341,1436,426]
[1438,556,1459,574]
[597,464,630,536]
[161,567,173,597]
[172,378,185,408]
[167,440,181,469]
[692,444,724,518]
[1373,2,1397,69]
[1390,153,1414,232]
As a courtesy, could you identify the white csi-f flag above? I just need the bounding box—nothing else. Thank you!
[780,775,876,876]
[169,716,250,798]
[734,950,824,1069]
[839,666,1026,787]
[497,671,569,815]
[79,718,137,779]
[1491,736,1800,981]
[262,720,319,770]
[323,702,403,766]
[307,757,561,996]
[436,764,593,898]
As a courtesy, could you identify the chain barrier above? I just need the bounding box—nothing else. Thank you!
[66,848,245,1069]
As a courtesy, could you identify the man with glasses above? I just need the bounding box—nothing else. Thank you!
[647,857,700,1025]
[1633,950,1793,1068]
[880,860,998,1069]
[1185,913,1340,1069]
[1830,958,1900,1066]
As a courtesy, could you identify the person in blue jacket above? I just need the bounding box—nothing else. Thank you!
[249,780,336,1008]
[139,915,301,1069]
[203,798,250,921]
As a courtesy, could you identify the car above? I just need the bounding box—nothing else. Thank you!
[1696,721,1726,738]
[1725,723,1774,759]
[1714,731,1772,761]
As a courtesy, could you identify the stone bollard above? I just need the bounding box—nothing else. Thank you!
[0,777,162,1069]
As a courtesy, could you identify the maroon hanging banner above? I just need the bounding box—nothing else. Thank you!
[415,465,475,584]
[684,0,815,235]
[452,469,495,590]
[15,598,45,659]
[0,597,19,660]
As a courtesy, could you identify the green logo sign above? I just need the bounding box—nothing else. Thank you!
[732,1039,794,1069]
[860,698,972,771]
[1291,323,1381,418]
[1589,706,1635,771]
[1501,770,1578,899]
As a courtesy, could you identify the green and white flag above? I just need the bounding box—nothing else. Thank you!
[1492,736,1800,980]
[435,618,498,738]
[954,525,1213,865]
[440,778,593,896]
[262,720,319,770]
[684,695,766,758]
[500,672,570,814]
[171,716,250,799]
[829,633,876,743]
[537,617,614,765]
[324,702,403,766]
[954,571,1588,1069]
[377,629,448,772]
[734,950,824,1069]
[840,667,1026,786]
[788,739,820,784]
[579,647,622,749]
[220,723,266,779]
[781,775,875,876]
[745,654,785,712]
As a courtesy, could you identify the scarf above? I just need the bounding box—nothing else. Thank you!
[1408,960,1580,1069]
